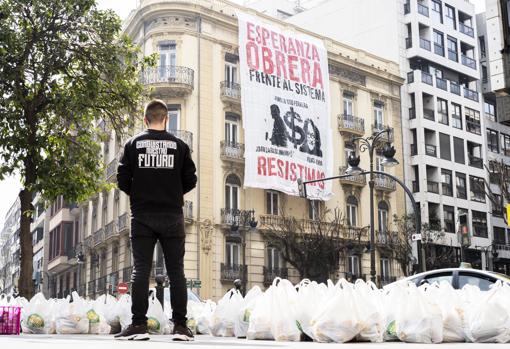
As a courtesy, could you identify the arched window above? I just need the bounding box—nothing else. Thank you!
[346,196,358,226]
[225,174,241,210]
[378,201,389,232]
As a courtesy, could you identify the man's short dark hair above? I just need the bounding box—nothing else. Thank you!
[144,99,168,124]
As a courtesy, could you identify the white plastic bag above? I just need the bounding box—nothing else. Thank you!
[21,293,56,334]
[146,295,167,334]
[464,281,510,343]
[394,284,443,343]
[116,294,133,331]
[87,299,112,335]
[234,285,263,338]
[354,280,384,343]
[94,294,119,334]
[196,300,216,335]
[311,279,362,343]
[209,289,244,337]
[247,286,274,340]
[55,292,89,334]
[271,279,300,341]
[295,280,327,339]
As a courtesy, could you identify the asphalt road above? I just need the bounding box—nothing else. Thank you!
[0,334,505,348]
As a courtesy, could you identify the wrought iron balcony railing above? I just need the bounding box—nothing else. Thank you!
[220,263,247,282]
[220,81,241,100]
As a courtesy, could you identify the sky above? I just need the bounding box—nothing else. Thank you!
[0,0,487,226]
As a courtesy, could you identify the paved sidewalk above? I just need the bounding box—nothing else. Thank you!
[0,334,503,348]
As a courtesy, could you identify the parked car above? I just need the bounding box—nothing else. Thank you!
[388,268,510,291]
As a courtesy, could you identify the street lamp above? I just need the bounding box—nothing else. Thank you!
[229,209,257,296]
[346,129,398,284]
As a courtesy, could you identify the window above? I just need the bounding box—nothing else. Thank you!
[378,201,389,233]
[112,244,119,272]
[102,194,108,227]
[494,227,507,244]
[447,36,458,61]
[453,137,465,164]
[452,103,462,129]
[439,133,451,160]
[158,43,176,79]
[374,103,384,128]
[226,241,241,266]
[482,66,488,83]
[225,174,241,210]
[501,133,510,156]
[308,200,321,220]
[433,30,444,56]
[380,258,390,278]
[431,0,443,23]
[470,176,486,203]
[441,169,453,196]
[472,211,488,238]
[167,109,179,131]
[92,201,97,232]
[343,92,354,116]
[424,272,453,285]
[437,98,448,124]
[267,246,281,270]
[445,5,456,29]
[479,36,486,58]
[100,249,107,276]
[484,101,496,122]
[348,255,360,276]
[493,194,503,216]
[465,108,481,135]
[113,190,119,220]
[225,61,237,85]
[456,173,467,199]
[225,120,238,146]
[266,191,279,215]
[487,129,499,153]
[458,272,493,291]
[443,205,455,233]
[346,196,358,227]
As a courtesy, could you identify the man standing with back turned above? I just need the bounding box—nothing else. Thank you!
[115,100,197,341]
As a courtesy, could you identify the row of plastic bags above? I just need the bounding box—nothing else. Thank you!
[208,278,510,343]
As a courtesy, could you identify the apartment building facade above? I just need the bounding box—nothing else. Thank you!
[288,0,496,271]
[42,0,406,301]
[477,8,510,275]
[0,197,21,295]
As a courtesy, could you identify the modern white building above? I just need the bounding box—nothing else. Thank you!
[287,0,493,270]
[477,7,510,275]
[0,197,21,295]
[31,193,50,295]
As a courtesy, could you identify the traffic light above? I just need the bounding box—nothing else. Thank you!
[297,178,307,198]
[458,213,470,247]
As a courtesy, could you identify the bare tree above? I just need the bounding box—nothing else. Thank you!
[261,207,365,283]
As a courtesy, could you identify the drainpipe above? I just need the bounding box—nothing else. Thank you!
[195,15,202,295]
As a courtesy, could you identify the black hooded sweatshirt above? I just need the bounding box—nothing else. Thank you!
[117,129,197,216]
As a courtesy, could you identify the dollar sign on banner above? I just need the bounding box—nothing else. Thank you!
[284,107,304,149]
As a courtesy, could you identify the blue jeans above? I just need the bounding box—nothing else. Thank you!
[130,213,187,326]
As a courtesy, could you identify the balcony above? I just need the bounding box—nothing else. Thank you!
[448,49,458,62]
[122,266,133,283]
[420,37,431,51]
[93,228,104,247]
[104,221,118,241]
[434,44,445,57]
[427,181,439,194]
[220,208,254,226]
[425,144,437,157]
[168,130,193,151]
[220,263,247,282]
[220,81,241,103]
[418,3,429,17]
[374,174,396,192]
[372,124,394,142]
[47,246,77,273]
[459,23,474,37]
[376,231,398,245]
[421,71,433,85]
[467,121,481,135]
[140,66,194,98]
[461,55,476,70]
[343,226,368,241]
[463,88,479,102]
[263,267,288,286]
[468,155,483,169]
[259,214,285,228]
[117,212,129,234]
[423,108,435,121]
[337,114,365,136]
[220,141,244,162]
[338,166,366,187]
[450,81,461,95]
[435,77,447,91]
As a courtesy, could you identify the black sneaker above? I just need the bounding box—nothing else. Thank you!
[114,324,150,341]
[172,323,194,341]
